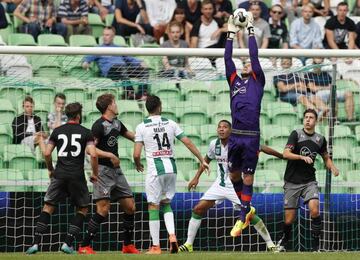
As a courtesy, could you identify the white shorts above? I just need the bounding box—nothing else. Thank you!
[200,182,241,206]
[317,89,346,102]
[145,173,176,205]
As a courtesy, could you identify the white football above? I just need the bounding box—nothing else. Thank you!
[233,8,249,28]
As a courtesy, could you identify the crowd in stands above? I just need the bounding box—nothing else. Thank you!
[0,0,359,49]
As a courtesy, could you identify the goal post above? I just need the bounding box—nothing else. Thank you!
[0,47,359,252]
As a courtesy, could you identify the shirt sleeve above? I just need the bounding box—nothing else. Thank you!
[324,17,335,30]
[115,0,123,10]
[17,0,31,14]
[206,141,216,160]
[81,1,88,16]
[48,130,57,145]
[319,137,328,155]
[174,122,185,139]
[285,130,298,151]
[119,121,128,136]
[57,2,68,18]
[289,20,299,46]
[190,20,201,37]
[134,124,144,143]
[348,19,357,31]
[91,121,104,140]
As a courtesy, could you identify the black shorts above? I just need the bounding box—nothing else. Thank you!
[44,177,90,208]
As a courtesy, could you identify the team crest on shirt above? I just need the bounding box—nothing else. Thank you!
[107,136,118,147]
[300,146,317,160]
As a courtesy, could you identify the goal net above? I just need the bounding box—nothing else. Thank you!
[0,47,359,252]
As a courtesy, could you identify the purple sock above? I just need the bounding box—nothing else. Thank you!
[239,184,253,222]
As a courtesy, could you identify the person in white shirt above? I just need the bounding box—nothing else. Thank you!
[133,95,209,254]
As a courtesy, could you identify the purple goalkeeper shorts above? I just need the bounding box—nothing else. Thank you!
[228,134,260,174]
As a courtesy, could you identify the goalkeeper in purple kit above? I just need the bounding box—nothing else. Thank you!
[225,12,265,237]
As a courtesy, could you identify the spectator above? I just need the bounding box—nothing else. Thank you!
[289,4,323,49]
[213,0,233,22]
[144,0,177,42]
[178,0,202,26]
[301,0,331,17]
[82,27,149,99]
[306,57,354,121]
[273,58,328,119]
[351,0,360,16]
[272,0,297,23]
[14,0,66,40]
[268,4,289,48]
[48,93,67,132]
[190,0,227,48]
[0,3,8,29]
[166,7,192,45]
[58,0,91,42]
[161,21,193,78]
[323,2,356,49]
[12,96,47,152]
[238,2,271,48]
[1,0,22,13]
[88,0,115,21]
[239,0,270,20]
[113,0,152,38]
[356,22,360,49]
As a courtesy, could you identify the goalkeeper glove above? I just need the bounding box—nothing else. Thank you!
[227,15,240,39]
[246,12,254,35]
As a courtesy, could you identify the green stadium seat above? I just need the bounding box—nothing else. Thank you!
[267,102,298,127]
[3,144,38,170]
[33,103,49,130]
[254,169,283,193]
[263,146,287,176]
[13,16,24,32]
[60,55,96,78]
[0,99,16,124]
[138,55,162,75]
[263,82,276,103]
[210,80,229,95]
[53,77,86,89]
[88,13,105,39]
[8,33,36,46]
[200,124,218,143]
[182,81,213,102]
[99,35,127,46]
[180,124,202,146]
[37,34,67,46]
[355,125,360,145]
[62,86,87,103]
[160,101,177,122]
[0,13,13,44]
[0,169,28,192]
[331,145,354,173]
[0,85,26,108]
[124,169,145,184]
[262,124,290,147]
[153,82,182,102]
[105,14,114,27]
[69,35,97,47]
[324,125,356,153]
[27,169,51,192]
[352,147,360,170]
[174,145,198,181]
[84,77,114,88]
[86,110,102,124]
[0,124,12,155]
[179,102,208,126]
[117,100,144,129]
[29,55,62,78]
[92,86,119,100]
[31,86,56,111]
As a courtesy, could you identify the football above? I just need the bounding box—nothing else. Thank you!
[232,8,249,28]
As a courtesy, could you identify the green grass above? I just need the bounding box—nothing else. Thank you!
[0,252,360,260]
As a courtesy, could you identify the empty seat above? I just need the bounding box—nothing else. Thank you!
[105,14,114,27]
[0,99,16,124]
[188,57,217,80]
[0,169,27,192]
[8,33,36,46]
[99,35,127,46]
[200,124,218,143]
[88,13,105,38]
[182,81,213,102]
[179,102,208,126]
[0,85,26,108]
[31,86,56,111]
[262,124,290,147]
[267,101,298,127]
[0,124,12,154]
[153,82,182,102]
[69,35,97,47]
[117,100,144,129]
[37,34,67,46]
[0,54,32,79]
[3,144,38,170]
[324,125,357,153]
[180,124,202,146]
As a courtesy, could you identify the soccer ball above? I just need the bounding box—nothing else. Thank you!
[232,8,249,28]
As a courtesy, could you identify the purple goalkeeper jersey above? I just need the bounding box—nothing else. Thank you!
[224,36,265,132]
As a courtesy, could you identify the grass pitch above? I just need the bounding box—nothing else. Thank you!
[1,252,360,260]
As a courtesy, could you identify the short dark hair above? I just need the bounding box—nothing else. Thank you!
[65,102,82,120]
[104,26,115,33]
[54,93,66,102]
[96,93,115,114]
[303,108,318,119]
[145,95,161,114]
[337,2,348,8]
[218,119,231,128]
[23,96,34,105]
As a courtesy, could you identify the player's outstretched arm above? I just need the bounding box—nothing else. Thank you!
[86,144,99,182]
[133,142,144,172]
[246,13,264,83]
[321,153,340,177]
[180,136,210,172]
[260,145,283,159]
[188,156,212,191]
[123,130,135,142]
[224,15,239,82]
[95,148,120,168]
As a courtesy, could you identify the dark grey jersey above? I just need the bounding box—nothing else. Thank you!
[284,129,327,184]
